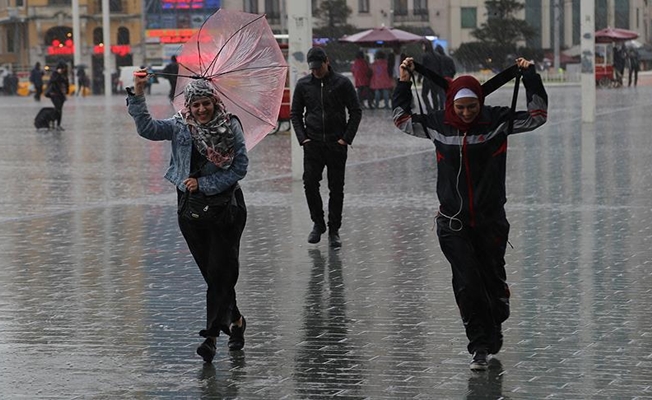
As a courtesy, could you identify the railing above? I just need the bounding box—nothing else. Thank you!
[393,9,430,23]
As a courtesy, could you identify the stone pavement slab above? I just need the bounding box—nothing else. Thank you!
[0,84,651,398]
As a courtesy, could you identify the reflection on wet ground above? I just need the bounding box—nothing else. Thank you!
[1,85,651,398]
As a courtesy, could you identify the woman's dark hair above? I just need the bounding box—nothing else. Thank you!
[422,40,435,55]
[375,50,386,60]
[356,50,365,59]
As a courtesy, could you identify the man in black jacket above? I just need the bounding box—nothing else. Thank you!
[291,47,362,248]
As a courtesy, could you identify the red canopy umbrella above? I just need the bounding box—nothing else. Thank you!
[595,27,639,43]
[339,26,424,46]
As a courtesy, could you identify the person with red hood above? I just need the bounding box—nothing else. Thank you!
[392,57,548,371]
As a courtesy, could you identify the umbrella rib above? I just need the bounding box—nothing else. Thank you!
[205,65,288,79]
[204,13,268,75]
[194,9,219,76]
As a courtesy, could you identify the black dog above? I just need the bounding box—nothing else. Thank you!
[34,107,58,130]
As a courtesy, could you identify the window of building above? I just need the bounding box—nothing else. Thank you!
[117,27,130,45]
[49,0,71,5]
[7,28,15,53]
[16,0,24,7]
[243,0,258,13]
[265,0,280,18]
[393,0,407,16]
[414,0,428,15]
[461,7,477,29]
[615,0,630,29]
[358,0,369,14]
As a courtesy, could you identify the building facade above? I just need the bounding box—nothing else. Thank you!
[1,0,649,81]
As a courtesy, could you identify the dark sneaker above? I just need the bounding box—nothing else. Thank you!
[308,224,326,244]
[196,338,217,363]
[329,231,342,248]
[489,324,503,355]
[228,316,246,351]
[470,350,488,371]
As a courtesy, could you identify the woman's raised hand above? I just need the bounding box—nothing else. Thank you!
[400,57,415,82]
[515,57,534,70]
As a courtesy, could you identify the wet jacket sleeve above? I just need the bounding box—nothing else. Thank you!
[127,94,176,140]
[197,117,248,196]
[510,66,548,134]
[391,81,437,140]
[342,79,362,145]
[290,81,308,145]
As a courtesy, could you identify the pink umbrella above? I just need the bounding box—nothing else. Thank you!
[172,10,288,150]
[339,26,424,45]
[595,27,639,43]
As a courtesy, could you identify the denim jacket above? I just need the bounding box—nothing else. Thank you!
[127,94,248,195]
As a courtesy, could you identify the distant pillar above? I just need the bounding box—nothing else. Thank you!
[72,0,81,89]
[580,0,595,123]
[287,0,312,180]
[102,0,112,97]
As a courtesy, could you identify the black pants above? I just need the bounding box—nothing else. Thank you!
[50,96,65,126]
[628,68,638,87]
[303,141,348,232]
[178,188,246,338]
[436,215,511,354]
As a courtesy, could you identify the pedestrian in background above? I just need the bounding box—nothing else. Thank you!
[76,66,89,96]
[393,57,548,371]
[435,44,456,108]
[290,47,362,248]
[46,61,69,130]
[613,44,626,86]
[162,55,179,101]
[351,50,373,109]
[29,62,44,101]
[419,40,441,112]
[628,48,640,87]
[370,51,394,109]
[387,45,406,83]
[128,72,249,363]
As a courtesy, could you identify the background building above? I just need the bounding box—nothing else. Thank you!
[1,0,650,91]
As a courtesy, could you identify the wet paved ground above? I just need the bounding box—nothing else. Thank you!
[1,80,651,399]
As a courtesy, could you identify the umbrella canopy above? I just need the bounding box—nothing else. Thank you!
[339,26,424,45]
[595,27,639,43]
[172,10,288,150]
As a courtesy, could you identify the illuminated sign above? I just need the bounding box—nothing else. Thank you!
[47,38,74,55]
[147,29,197,43]
[93,44,132,56]
[160,0,219,9]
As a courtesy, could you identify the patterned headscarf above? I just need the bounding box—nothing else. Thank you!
[177,79,235,169]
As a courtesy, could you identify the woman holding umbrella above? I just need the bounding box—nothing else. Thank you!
[127,71,248,363]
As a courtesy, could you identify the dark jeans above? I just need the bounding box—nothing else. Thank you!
[436,215,511,354]
[628,68,638,87]
[303,141,348,232]
[178,188,246,337]
[50,96,65,126]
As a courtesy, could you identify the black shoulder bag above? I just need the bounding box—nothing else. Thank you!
[177,160,237,224]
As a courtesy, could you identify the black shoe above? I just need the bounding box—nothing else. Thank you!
[228,316,246,351]
[489,324,503,355]
[308,224,326,244]
[329,231,342,248]
[196,338,217,363]
[470,349,488,371]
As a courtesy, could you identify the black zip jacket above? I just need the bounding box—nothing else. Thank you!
[291,67,362,145]
[392,67,548,227]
